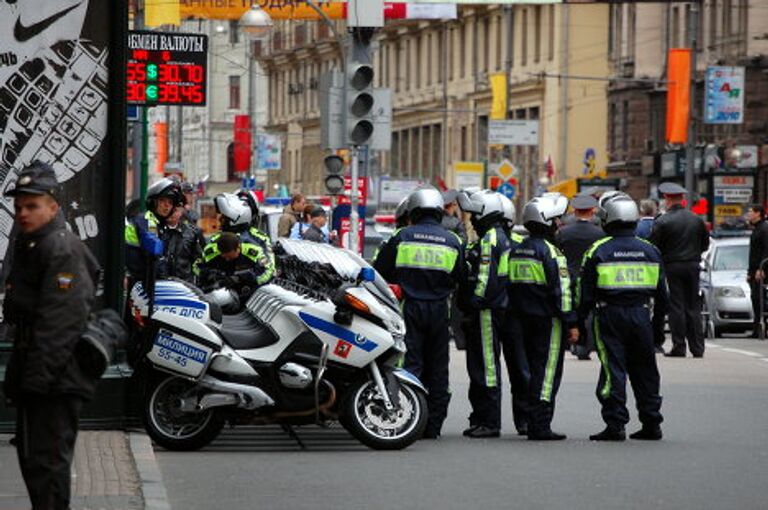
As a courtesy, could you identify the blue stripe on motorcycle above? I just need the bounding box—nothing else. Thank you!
[298,312,378,353]
[154,299,207,310]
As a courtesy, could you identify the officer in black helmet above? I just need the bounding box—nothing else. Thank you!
[2,161,100,510]
[508,193,579,440]
[124,177,186,280]
[374,187,464,439]
[579,193,668,441]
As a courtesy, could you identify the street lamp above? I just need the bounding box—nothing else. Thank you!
[239,5,273,184]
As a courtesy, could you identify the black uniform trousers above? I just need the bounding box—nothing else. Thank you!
[500,313,529,431]
[593,305,663,429]
[750,279,764,334]
[464,309,503,429]
[519,315,565,435]
[402,298,451,436]
[665,261,705,356]
[16,395,83,510]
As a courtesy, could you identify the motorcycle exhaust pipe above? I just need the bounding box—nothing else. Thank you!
[198,374,275,410]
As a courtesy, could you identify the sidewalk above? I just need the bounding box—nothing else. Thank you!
[0,430,167,510]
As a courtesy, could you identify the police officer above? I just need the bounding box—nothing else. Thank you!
[508,193,578,441]
[498,194,530,436]
[197,194,274,294]
[373,188,464,439]
[650,182,709,357]
[456,190,509,438]
[441,189,467,242]
[579,193,668,441]
[746,204,768,338]
[2,162,100,510]
[196,232,271,301]
[125,177,186,281]
[556,193,605,360]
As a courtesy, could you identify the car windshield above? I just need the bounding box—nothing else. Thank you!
[712,245,748,271]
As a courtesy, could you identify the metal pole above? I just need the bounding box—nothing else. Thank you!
[441,24,448,181]
[350,148,360,253]
[176,105,183,165]
[684,0,699,210]
[559,2,570,183]
[248,39,255,178]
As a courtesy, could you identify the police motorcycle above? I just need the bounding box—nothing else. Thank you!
[127,236,428,451]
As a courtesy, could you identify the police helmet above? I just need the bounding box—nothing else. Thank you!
[595,191,630,224]
[407,187,444,216]
[522,193,569,227]
[498,194,516,226]
[146,177,185,214]
[237,190,260,223]
[395,196,409,224]
[599,194,639,227]
[215,193,252,230]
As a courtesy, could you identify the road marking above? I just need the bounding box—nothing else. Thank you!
[720,347,763,357]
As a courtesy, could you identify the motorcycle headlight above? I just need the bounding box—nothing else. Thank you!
[715,286,745,298]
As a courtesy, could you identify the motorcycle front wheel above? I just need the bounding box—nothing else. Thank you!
[340,378,428,450]
[143,375,225,451]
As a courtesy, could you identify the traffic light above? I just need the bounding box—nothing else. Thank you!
[345,62,375,147]
[323,154,345,195]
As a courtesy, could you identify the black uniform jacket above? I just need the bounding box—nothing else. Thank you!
[3,215,100,401]
[649,204,709,263]
[748,219,768,278]
[556,219,605,276]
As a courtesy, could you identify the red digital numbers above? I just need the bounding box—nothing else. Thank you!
[127,56,205,105]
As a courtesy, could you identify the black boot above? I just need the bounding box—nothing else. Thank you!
[527,430,566,441]
[589,426,626,441]
[629,426,662,440]
[465,425,501,439]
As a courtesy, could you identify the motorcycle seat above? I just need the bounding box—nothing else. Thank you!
[218,310,279,350]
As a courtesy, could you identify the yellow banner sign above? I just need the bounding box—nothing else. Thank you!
[714,204,743,217]
[180,0,345,21]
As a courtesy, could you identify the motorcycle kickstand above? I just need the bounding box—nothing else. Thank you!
[280,423,306,450]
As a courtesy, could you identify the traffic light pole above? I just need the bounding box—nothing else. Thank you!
[349,146,360,253]
[684,0,700,210]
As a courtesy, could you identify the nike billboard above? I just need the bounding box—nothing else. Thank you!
[0,0,127,309]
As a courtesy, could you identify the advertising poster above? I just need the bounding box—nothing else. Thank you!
[0,0,122,300]
[256,133,281,171]
[704,66,745,124]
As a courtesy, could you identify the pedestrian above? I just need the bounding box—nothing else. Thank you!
[302,206,331,243]
[746,204,768,338]
[498,194,530,436]
[277,193,306,238]
[456,191,509,438]
[555,193,605,360]
[650,183,709,357]
[579,193,667,441]
[373,188,464,439]
[289,204,314,239]
[441,189,467,242]
[125,177,186,281]
[162,206,203,283]
[635,199,658,239]
[2,161,101,510]
[508,193,579,440]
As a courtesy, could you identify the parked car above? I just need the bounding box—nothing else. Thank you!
[700,235,753,336]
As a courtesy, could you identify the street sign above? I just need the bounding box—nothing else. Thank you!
[127,30,208,106]
[497,181,515,199]
[493,159,518,180]
[488,120,539,146]
[453,161,484,190]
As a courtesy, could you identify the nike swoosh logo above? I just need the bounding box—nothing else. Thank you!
[14,2,82,43]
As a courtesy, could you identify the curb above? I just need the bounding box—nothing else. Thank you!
[129,433,172,510]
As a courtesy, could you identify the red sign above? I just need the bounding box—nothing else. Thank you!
[233,115,251,173]
[340,217,365,254]
[334,340,352,359]
[337,177,368,206]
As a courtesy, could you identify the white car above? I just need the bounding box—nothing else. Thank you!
[700,235,753,336]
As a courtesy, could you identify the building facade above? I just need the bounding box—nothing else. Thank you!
[258,3,610,203]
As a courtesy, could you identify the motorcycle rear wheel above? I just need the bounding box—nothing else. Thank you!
[340,378,427,450]
[144,375,225,451]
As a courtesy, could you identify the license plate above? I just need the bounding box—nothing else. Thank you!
[148,329,211,377]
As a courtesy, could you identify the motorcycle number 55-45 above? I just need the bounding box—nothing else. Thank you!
[148,329,212,378]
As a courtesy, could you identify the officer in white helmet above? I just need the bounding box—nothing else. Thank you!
[508,193,579,440]
[579,193,668,441]
[456,190,510,438]
[374,187,464,439]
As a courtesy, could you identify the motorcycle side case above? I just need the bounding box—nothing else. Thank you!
[146,310,223,379]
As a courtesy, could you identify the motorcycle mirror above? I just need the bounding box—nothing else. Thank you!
[358,267,375,282]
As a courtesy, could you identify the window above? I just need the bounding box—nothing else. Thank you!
[548,6,555,61]
[609,102,617,153]
[521,9,528,66]
[496,15,503,71]
[229,75,240,110]
[229,20,239,44]
[449,26,455,81]
[460,23,466,78]
[415,35,422,89]
[427,33,433,86]
[483,16,490,73]
[534,6,542,63]
[478,116,489,160]
[709,0,718,51]
[460,126,467,160]
[671,7,680,48]
[622,100,629,152]
[391,132,401,177]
